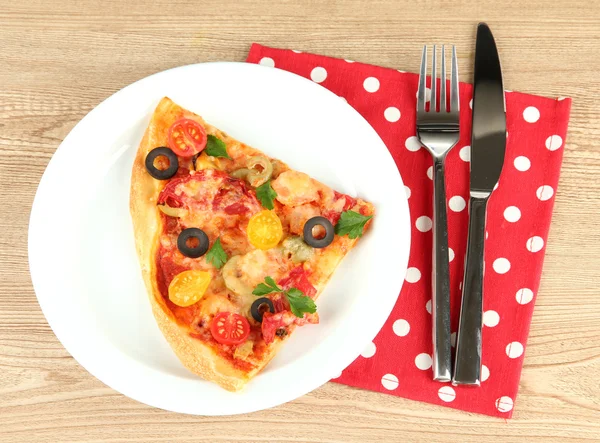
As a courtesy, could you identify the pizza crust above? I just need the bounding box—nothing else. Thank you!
[130,97,284,391]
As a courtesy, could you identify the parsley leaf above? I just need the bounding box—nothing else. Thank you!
[286,288,317,318]
[205,135,231,159]
[335,210,373,239]
[255,180,277,210]
[252,276,281,296]
[206,237,228,268]
[252,277,317,318]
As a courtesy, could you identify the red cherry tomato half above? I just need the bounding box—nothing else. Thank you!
[210,312,251,345]
[168,118,207,157]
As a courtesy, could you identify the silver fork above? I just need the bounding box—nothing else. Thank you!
[416,45,460,382]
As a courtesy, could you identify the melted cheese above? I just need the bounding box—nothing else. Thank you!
[272,170,320,207]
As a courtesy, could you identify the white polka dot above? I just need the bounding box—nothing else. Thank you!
[415,353,433,370]
[459,146,470,162]
[398,70,405,73]
[469,98,473,109]
[506,341,524,359]
[486,231,489,240]
[393,319,410,337]
[344,59,354,63]
[259,57,275,67]
[558,96,566,101]
[496,396,514,413]
[516,288,534,305]
[405,267,421,283]
[381,373,399,390]
[426,299,432,314]
[536,185,554,201]
[310,67,327,83]
[449,196,466,212]
[545,135,563,151]
[449,248,455,262]
[384,106,401,122]
[493,182,499,191]
[493,258,511,274]
[514,156,531,172]
[339,96,347,103]
[363,76,380,92]
[504,206,521,222]
[450,332,457,347]
[481,365,490,382]
[291,49,302,53]
[438,386,456,403]
[405,136,422,152]
[526,236,545,253]
[361,341,376,358]
[523,106,540,123]
[426,166,433,180]
[404,186,411,199]
[483,310,500,327]
[416,216,433,232]
[331,370,342,379]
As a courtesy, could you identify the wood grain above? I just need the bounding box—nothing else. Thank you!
[1,1,599,441]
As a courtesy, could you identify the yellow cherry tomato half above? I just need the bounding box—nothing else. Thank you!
[247,210,284,250]
[168,270,211,307]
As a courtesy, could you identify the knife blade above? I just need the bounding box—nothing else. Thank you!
[453,22,506,386]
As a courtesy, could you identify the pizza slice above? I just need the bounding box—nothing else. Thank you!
[130,97,374,391]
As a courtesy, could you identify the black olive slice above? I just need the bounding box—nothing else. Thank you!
[303,216,334,248]
[145,147,179,180]
[177,228,209,258]
[250,297,275,323]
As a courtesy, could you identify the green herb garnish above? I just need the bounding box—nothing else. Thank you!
[334,210,373,239]
[205,237,228,268]
[255,180,277,210]
[252,277,317,318]
[205,135,231,159]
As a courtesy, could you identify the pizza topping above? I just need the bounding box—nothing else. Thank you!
[157,204,188,218]
[278,266,318,299]
[204,134,231,159]
[245,155,273,187]
[210,312,250,345]
[177,228,209,258]
[271,170,319,207]
[323,191,358,224]
[250,297,275,323]
[145,147,179,180]
[206,237,228,269]
[193,153,223,171]
[247,210,283,250]
[255,180,277,210]
[261,310,319,344]
[168,118,207,157]
[335,210,373,239]
[303,216,335,249]
[253,275,316,318]
[232,155,273,188]
[168,270,211,307]
[282,236,314,263]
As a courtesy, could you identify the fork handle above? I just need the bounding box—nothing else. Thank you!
[453,195,488,386]
[431,157,452,382]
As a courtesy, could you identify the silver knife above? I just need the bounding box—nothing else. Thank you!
[453,23,506,386]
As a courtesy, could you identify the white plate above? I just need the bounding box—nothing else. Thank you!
[29,62,410,415]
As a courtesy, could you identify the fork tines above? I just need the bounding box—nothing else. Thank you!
[418,45,459,117]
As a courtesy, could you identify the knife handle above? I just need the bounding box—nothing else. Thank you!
[453,195,488,386]
[431,157,452,382]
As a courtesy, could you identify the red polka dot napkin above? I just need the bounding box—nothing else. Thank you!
[246,43,571,418]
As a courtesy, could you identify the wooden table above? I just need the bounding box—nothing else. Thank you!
[1,1,599,441]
